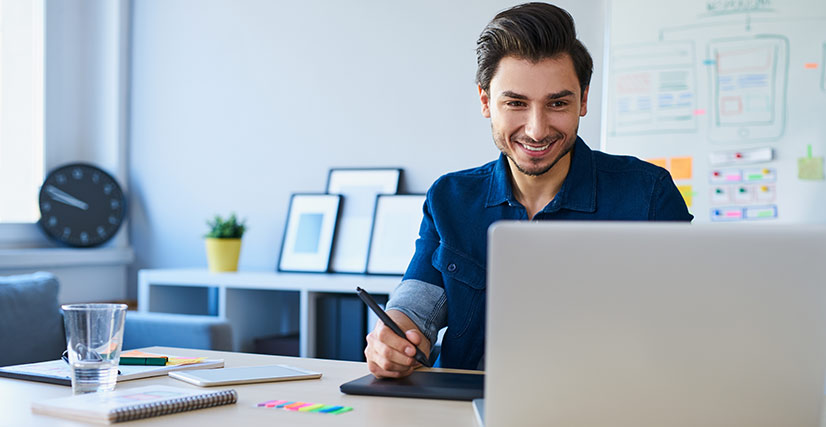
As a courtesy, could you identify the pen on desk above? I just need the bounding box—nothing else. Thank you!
[356,286,432,368]
[120,356,168,366]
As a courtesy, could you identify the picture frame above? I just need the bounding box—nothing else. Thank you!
[365,194,426,275]
[326,168,402,274]
[278,193,342,273]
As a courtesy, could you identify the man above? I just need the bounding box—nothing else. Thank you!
[365,2,692,378]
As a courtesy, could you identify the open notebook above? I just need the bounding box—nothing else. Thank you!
[0,351,223,386]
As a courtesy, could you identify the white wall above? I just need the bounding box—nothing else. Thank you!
[0,0,132,304]
[128,0,606,297]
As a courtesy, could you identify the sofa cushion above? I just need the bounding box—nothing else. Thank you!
[0,272,66,366]
[123,312,233,351]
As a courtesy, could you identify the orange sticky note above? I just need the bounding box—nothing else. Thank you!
[647,158,667,169]
[677,185,693,207]
[670,157,692,180]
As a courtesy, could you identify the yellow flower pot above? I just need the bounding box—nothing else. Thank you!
[205,238,242,272]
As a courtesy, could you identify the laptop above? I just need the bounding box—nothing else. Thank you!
[484,222,826,427]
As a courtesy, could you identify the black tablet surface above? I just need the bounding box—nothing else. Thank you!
[340,371,484,401]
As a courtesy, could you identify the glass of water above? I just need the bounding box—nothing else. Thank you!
[61,303,127,394]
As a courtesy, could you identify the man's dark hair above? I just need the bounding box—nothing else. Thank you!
[476,2,593,96]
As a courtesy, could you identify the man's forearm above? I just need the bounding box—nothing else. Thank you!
[385,279,448,347]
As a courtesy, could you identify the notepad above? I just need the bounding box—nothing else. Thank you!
[0,357,224,386]
[31,385,237,424]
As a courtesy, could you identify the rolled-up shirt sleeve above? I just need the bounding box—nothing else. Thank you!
[386,279,447,348]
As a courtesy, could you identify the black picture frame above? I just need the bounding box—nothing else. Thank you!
[277,193,342,273]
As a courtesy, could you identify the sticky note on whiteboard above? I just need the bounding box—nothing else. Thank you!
[670,157,692,180]
[798,157,824,180]
[676,185,693,207]
[647,158,667,169]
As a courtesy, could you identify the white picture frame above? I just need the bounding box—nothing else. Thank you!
[366,194,425,275]
[278,194,342,273]
[326,168,401,274]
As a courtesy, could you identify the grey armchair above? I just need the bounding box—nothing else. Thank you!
[0,272,233,367]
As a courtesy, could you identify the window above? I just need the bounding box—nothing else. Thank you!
[0,0,44,223]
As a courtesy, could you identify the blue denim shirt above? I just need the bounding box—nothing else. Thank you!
[386,137,693,370]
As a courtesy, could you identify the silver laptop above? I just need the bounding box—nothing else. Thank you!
[485,222,826,427]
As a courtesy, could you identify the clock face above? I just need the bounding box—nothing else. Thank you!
[38,163,126,247]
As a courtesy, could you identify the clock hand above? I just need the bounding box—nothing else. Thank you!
[45,185,89,211]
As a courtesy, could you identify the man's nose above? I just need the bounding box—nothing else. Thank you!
[524,107,549,142]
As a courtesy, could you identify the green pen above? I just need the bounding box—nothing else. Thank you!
[119,356,168,366]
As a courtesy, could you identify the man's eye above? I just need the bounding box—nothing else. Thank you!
[505,101,526,107]
[549,101,568,108]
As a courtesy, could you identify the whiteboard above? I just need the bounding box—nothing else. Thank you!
[603,0,826,223]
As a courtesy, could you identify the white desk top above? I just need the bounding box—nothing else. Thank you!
[1,347,479,427]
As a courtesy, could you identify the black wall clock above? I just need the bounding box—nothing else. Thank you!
[38,163,126,247]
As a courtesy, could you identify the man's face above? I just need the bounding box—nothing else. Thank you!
[479,54,589,177]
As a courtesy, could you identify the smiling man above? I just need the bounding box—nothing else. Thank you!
[364,2,693,377]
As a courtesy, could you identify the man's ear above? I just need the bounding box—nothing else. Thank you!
[579,85,590,117]
[478,85,491,118]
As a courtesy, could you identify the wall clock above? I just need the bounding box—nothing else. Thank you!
[38,163,126,247]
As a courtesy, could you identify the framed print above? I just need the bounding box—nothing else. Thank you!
[326,168,402,273]
[278,194,342,273]
[366,194,426,275]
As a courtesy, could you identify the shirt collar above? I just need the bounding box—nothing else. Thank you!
[485,137,596,213]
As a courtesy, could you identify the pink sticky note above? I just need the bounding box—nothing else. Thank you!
[265,400,287,408]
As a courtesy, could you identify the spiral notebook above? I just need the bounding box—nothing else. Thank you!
[31,385,237,424]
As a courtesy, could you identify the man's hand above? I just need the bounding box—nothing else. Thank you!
[365,310,431,378]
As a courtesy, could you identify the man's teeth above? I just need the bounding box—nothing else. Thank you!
[521,142,551,152]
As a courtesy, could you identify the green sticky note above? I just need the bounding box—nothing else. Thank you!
[330,407,353,415]
[798,156,824,180]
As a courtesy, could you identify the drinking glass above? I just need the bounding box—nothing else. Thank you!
[61,303,127,394]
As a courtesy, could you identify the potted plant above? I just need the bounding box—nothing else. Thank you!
[204,213,247,272]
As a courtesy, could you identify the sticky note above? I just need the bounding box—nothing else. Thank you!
[284,402,308,410]
[647,158,667,169]
[799,157,824,180]
[670,157,692,180]
[329,407,353,415]
[677,185,693,207]
[319,405,344,413]
[799,144,824,180]
[299,404,326,412]
[166,357,206,366]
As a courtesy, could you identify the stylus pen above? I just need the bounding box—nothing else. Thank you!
[356,287,432,368]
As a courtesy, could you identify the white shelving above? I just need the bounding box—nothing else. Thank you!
[137,269,401,357]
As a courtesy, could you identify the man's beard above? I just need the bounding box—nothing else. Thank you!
[492,127,577,177]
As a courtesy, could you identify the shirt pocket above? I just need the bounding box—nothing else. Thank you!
[431,244,485,338]
[431,244,486,290]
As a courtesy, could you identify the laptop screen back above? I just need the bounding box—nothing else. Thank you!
[486,222,826,427]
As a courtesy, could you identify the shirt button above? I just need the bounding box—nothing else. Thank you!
[447,263,457,272]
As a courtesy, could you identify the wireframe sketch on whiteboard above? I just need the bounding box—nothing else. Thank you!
[708,35,788,143]
[608,42,697,136]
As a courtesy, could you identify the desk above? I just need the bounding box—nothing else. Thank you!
[1,347,479,427]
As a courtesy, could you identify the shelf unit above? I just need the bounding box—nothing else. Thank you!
[137,269,401,358]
